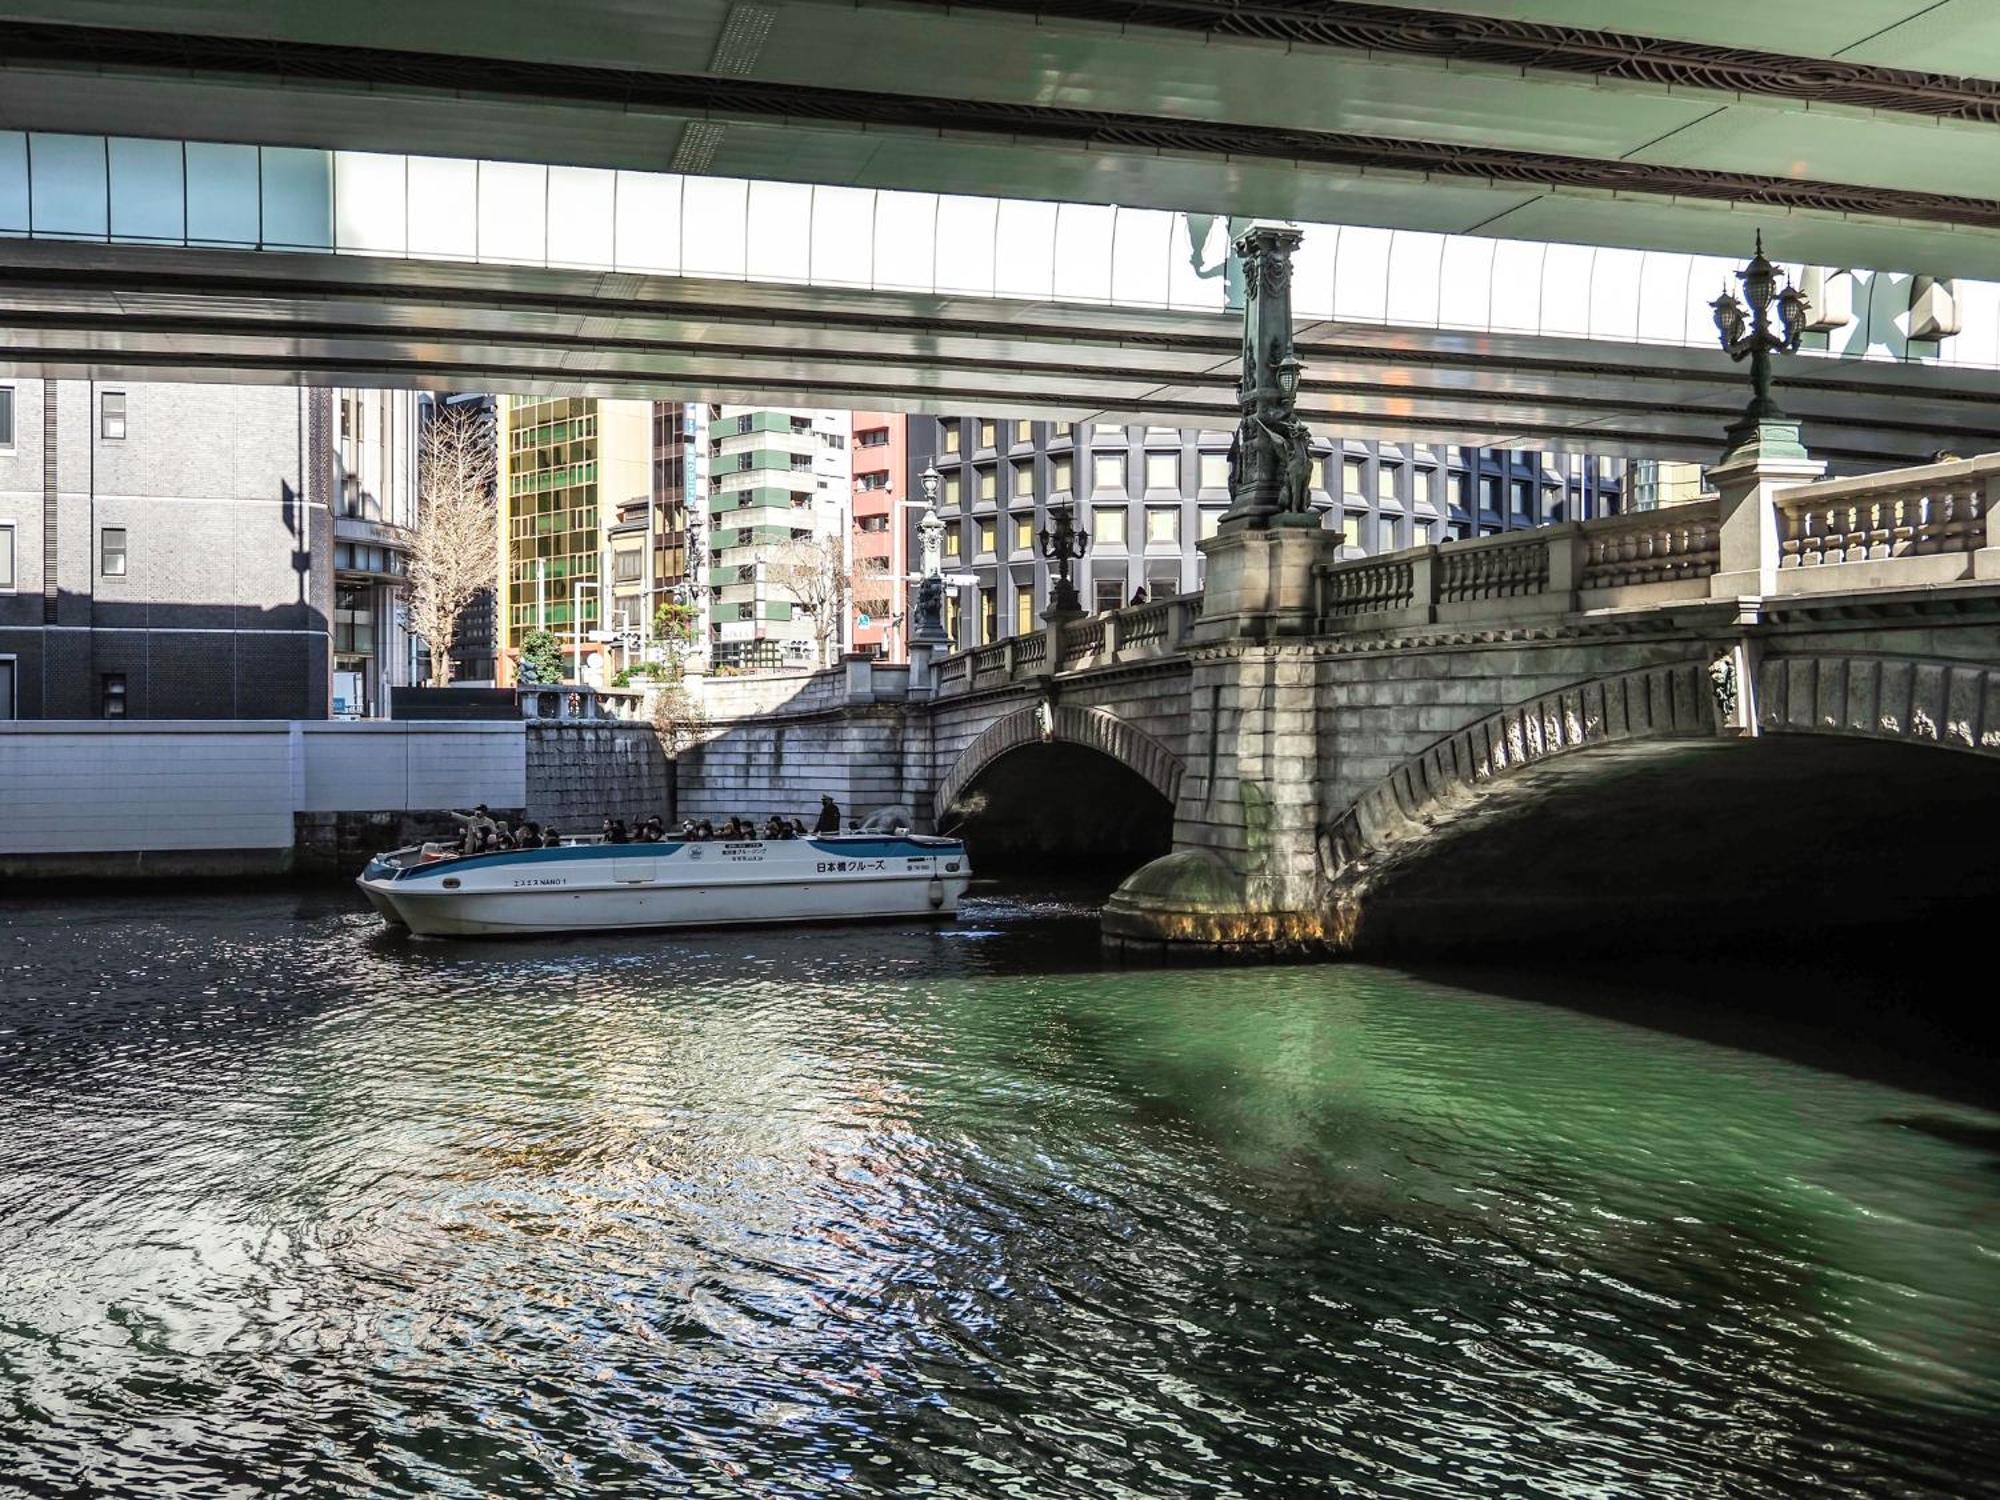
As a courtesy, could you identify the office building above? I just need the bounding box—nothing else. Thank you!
[1629,459,1710,510]
[0,378,345,720]
[331,389,421,715]
[849,411,905,659]
[706,406,852,671]
[907,418,1627,647]
[495,395,654,686]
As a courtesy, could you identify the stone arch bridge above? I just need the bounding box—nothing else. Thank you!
[681,452,2000,955]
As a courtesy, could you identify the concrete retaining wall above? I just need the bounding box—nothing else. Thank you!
[525,722,670,833]
[0,720,524,879]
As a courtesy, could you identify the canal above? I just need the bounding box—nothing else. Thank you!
[0,887,1994,1497]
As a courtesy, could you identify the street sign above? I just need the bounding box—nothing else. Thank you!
[856,612,873,628]
[943,572,980,587]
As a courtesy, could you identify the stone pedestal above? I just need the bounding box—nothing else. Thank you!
[1708,421,1825,599]
[1104,526,1340,958]
[1194,521,1334,643]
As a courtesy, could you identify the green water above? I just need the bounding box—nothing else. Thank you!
[0,889,1992,1496]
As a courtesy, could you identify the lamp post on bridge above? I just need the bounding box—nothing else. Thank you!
[1710,231,1811,464]
[1038,501,1089,621]
[1706,233,1826,599]
[1218,222,1316,531]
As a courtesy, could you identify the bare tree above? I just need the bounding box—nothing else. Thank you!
[648,659,708,823]
[403,403,498,687]
[768,535,852,668]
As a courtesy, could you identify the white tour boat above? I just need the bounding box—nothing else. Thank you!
[356,831,972,938]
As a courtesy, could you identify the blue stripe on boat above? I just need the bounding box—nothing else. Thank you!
[387,834,962,882]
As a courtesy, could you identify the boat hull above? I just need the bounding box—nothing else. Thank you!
[356,836,971,938]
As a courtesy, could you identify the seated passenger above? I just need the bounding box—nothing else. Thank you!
[449,804,498,856]
[697,820,715,840]
[603,817,630,845]
[543,828,563,847]
[518,821,542,847]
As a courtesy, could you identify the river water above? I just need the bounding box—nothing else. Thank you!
[0,887,1994,1498]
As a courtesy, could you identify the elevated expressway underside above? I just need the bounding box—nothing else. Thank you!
[6,239,1999,469]
[4,1,2000,276]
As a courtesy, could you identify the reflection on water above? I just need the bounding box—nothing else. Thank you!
[0,886,1995,1497]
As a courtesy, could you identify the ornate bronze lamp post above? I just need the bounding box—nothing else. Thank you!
[1710,232,1811,461]
[1038,501,1089,616]
[1220,223,1316,529]
[908,463,952,649]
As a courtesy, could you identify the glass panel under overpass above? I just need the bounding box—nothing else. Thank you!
[1,131,1993,372]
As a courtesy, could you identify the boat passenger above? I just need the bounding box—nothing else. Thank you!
[603,817,630,845]
[697,820,716,840]
[814,795,842,834]
[449,804,498,856]
[543,828,563,847]
[762,815,788,840]
[518,821,542,847]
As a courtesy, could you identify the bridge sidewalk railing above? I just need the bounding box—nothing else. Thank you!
[935,595,1203,697]
[1315,452,2000,633]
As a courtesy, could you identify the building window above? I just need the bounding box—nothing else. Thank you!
[1479,476,1501,512]
[1092,575,1124,614]
[1014,514,1034,552]
[1014,419,1032,444]
[1342,513,1362,549]
[977,518,997,555]
[1199,452,1228,490]
[1092,452,1126,494]
[1511,480,1532,518]
[1415,468,1436,507]
[1146,564,1180,598]
[978,419,997,450]
[101,674,127,719]
[1198,507,1223,541]
[1377,465,1398,504]
[1344,460,1364,499]
[1013,463,1035,498]
[1015,586,1035,635]
[1414,521,1434,546]
[942,423,961,454]
[1092,506,1128,548]
[1052,455,1073,493]
[1145,507,1180,546]
[1145,452,1178,491]
[1052,421,1072,439]
[100,391,127,441]
[977,467,998,503]
[944,528,961,559]
[613,548,643,583]
[979,588,997,644]
[1377,515,1400,553]
[100,527,127,577]
[0,385,14,449]
[943,472,963,509]
[858,427,889,448]
[0,523,13,589]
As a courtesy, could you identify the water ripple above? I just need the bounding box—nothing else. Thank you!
[0,889,1994,1496]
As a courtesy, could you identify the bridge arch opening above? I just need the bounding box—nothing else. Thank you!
[1335,733,2000,959]
[945,742,1174,877]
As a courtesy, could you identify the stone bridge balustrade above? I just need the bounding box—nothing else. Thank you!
[1771,453,2000,587]
[516,685,646,722]
[930,594,1205,697]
